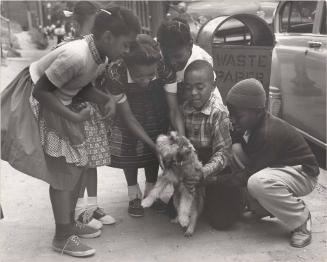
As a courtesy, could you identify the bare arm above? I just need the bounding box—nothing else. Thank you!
[77,83,112,105]
[165,92,185,136]
[32,74,90,122]
[77,83,116,119]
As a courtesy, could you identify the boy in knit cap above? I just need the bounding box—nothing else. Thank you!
[226,78,319,248]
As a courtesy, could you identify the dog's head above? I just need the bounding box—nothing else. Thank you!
[156,132,196,167]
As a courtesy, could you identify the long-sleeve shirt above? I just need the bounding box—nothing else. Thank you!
[182,92,232,179]
[233,112,320,178]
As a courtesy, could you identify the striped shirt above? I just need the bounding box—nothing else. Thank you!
[182,92,232,178]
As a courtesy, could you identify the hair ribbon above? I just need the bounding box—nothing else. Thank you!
[100,9,112,16]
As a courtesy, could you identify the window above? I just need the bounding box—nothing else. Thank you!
[280,1,318,33]
[321,2,326,34]
[280,2,291,32]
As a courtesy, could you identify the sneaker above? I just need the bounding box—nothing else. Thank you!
[52,235,95,257]
[150,199,167,213]
[242,210,274,222]
[128,198,144,217]
[290,213,312,248]
[77,209,103,230]
[73,221,101,239]
[93,207,116,225]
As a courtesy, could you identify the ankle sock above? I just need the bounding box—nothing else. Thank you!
[128,185,138,201]
[128,184,142,201]
[87,197,98,213]
[136,183,142,199]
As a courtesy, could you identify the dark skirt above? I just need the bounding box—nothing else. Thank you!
[109,82,169,169]
[1,67,110,190]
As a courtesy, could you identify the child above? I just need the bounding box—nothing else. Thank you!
[1,6,140,257]
[66,1,117,231]
[156,17,222,104]
[102,34,185,217]
[226,78,319,248]
[167,60,242,230]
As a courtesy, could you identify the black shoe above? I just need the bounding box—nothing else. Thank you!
[93,207,116,225]
[242,210,274,222]
[151,199,167,213]
[128,198,144,217]
[290,213,312,248]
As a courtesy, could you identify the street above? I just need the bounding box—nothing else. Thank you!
[0,32,327,262]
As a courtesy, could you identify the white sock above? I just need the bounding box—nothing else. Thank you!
[75,197,86,220]
[136,183,143,199]
[128,184,142,201]
[128,185,138,201]
[87,197,98,213]
[144,182,154,198]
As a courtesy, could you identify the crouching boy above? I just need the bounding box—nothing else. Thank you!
[226,78,319,248]
[168,60,244,230]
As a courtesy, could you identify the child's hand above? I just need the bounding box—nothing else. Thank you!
[184,168,204,187]
[102,98,116,119]
[75,104,92,122]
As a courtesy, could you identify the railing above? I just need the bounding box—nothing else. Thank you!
[118,1,152,35]
[1,15,12,47]
[0,15,12,62]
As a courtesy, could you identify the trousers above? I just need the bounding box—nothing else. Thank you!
[247,166,317,230]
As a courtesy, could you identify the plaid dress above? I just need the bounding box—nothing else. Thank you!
[103,60,175,168]
[1,35,111,190]
[28,35,111,168]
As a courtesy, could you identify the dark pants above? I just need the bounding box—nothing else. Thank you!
[167,147,244,230]
[167,182,244,230]
[204,182,243,230]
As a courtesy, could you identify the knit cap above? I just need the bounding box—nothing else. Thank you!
[226,78,266,109]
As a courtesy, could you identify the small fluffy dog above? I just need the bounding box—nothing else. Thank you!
[142,132,205,237]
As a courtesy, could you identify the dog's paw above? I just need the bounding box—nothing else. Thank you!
[170,217,179,224]
[178,215,190,228]
[141,197,154,208]
[184,228,194,238]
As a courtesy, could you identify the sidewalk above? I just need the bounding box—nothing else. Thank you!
[1,164,326,262]
[0,32,55,91]
[1,32,327,262]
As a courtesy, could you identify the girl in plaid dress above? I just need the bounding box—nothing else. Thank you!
[62,1,118,232]
[1,7,140,257]
[102,34,185,217]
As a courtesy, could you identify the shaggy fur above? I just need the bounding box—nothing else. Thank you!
[142,132,205,237]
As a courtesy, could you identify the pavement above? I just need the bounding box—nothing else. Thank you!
[0,32,327,262]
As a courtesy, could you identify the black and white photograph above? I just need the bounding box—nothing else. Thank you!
[0,0,326,261]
